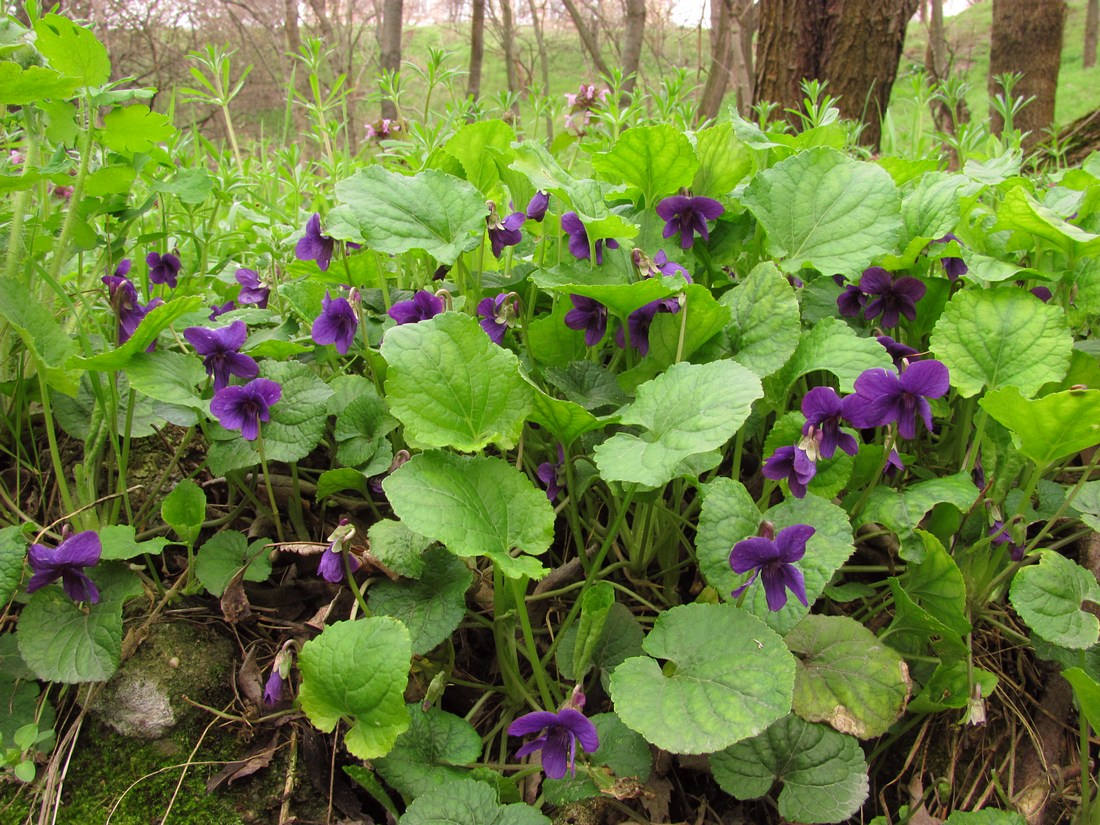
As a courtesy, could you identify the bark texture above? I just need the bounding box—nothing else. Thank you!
[989,0,1066,148]
[467,0,485,99]
[559,0,611,78]
[1085,0,1099,69]
[378,0,403,120]
[753,0,919,149]
[620,0,646,94]
[699,0,753,121]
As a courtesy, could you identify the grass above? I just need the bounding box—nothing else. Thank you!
[898,0,1100,128]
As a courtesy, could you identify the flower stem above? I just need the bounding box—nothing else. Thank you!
[510,576,558,709]
[36,371,77,521]
[344,550,371,617]
[255,431,285,543]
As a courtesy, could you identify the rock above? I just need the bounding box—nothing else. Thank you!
[92,621,233,739]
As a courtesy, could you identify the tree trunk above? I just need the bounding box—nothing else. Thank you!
[753,0,919,149]
[305,0,333,41]
[620,0,646,95]
[379,0,403,120]
[560,0,611,78]
[1085,0,1099,69]
[926,0,947,84]
[497,0,521,114]
[467,0,486,99]
[698,0,734,122]
[989,0,1066,148]
[284,0,300,59]
[526,0,554,138]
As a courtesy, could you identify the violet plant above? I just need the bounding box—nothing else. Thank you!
[2,12,1099,824]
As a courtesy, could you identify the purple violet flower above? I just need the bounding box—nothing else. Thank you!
[526,191,550,222]
[295,213,335,271]
[729,524,814,612]
[477,293,518,345]
[655,195,724,249]
[876,335,920,370]
[936,234,968,280]
[183,320,259,392]
[488,203,526,258]
[762,445,816,499]
[800,387,859,460]
[388,291,444,325]
[311,292,359,355]
[561,212,619,264]
[536,446,566,500]
[564,295,609,346]
[26,530,102,604]
[1031,286,1053,302]
[654,250,691,280]
[263,668,285,707]
[837,283,868,318]
[859,267,926,329]
[209,300,236,320]
[235,268,270,308]
[632,248,693,281]
[989,519,1025,562]
[102,271,163,347]
[318,518,360,583]
[615,299,680,356]
[845,360,950,440]
[146,251,182,288]
[508,707,599,780]
[210,378,282,441]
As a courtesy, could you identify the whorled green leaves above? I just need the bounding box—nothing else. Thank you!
[298,618,412,760]
[383,452,554,580]
[608,603,795,754]
[593,360,762,488]
[742,147,902,277]
[711,714,869,824]
[382,312,531,452]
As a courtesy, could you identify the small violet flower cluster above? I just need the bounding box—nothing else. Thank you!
[763,359,950,498]
[486,191,549,259]
[102,260,164,348]
[560,193,721,356]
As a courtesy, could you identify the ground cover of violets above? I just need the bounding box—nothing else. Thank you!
[2,12,1100,825]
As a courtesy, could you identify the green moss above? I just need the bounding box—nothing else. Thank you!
[0,623,284,825]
